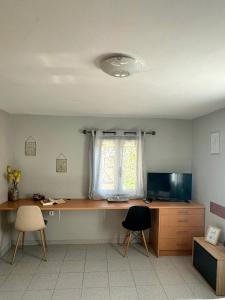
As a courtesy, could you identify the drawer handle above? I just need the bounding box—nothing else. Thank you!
[178,219,188,223]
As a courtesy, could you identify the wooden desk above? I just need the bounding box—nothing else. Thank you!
[0,199,205,256]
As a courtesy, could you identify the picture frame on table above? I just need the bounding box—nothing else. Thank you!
[205,225,221,245]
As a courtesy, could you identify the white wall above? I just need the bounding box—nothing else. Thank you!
[193,108,225,242]
[10,115,192,244]
[0,110,12,254]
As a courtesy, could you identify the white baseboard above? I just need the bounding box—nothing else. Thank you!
[0,241,11,257]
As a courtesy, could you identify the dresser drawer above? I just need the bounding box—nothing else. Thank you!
[159,237,192,250]
[160,214,204,227]
[160,208,205,216]
[160,226,204,239]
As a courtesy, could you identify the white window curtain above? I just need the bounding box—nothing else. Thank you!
[89,130,144,199]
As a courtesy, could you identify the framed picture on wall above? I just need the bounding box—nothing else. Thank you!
[210,132,220,154]
[205,225,221,245]
[25,136,36,156]
[56,153,68,173]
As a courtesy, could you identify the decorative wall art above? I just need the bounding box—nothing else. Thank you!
[25,136,36,156]
[56,153,67,173]
[210,132,220,154]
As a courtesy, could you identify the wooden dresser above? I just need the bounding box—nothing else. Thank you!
[149,203,205,256]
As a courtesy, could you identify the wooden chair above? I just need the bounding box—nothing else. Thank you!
[11,205,47,264]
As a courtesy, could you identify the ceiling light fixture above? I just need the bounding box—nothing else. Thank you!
[100,54,142,78]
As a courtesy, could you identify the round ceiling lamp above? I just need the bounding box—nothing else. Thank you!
[100,54,142,78]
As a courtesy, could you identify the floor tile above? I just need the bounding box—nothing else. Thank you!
[65,249,86,261]
[12,261,40,274]
[1,249,23,264]
[151,256,174,268]
[0,276,7,287]
[52,288,82,300]
[22,247,43,259]
[128,256,153,271]
[55,272,83,289]
[86,244,107,250]
[137,285,168,300]
[109,271,135,287]
[86,250,106,261]
[125,246,149,259]
[45,245,67,261]
[0,244,220,300]
[68,244,87,250]
[36,261,62,273]
[108,258,130,271]
[156,265,185,284]
[188,283,218,299]
[177,265,204,284]
[22,290,53,300]
[163,283,195,300]
[106,246,124,260]
[132,270,160,285]
[61,261,85,273]
[85,260,107,272]
[46,244,68,252]
[82,287,110,300]
[0,262,15,276]
[20,255,43,264]
[171,256,192,269]
[83,272,108,288]
[110,286,138,300]
[27,273,58,290]
[0,291,24,300]
[0,274,33,291]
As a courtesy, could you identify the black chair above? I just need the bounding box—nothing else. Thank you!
[122,206,151,257]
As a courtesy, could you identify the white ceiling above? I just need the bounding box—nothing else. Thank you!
[1,0,225,119]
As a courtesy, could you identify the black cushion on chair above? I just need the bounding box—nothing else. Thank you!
[122,206,151,231]
[44,219,48,225]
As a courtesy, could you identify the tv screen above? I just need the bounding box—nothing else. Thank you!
[147,172,192,202]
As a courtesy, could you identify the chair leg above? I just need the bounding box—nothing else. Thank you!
[124,231,132,257]
[43,229,47,249]
[40,230,47,261]
[122,230,129,245]
[22,232,25,251]
[141,230,149,257]
[11,232,22,265]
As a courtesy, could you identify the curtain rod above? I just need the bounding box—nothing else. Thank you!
[82,130,156,135]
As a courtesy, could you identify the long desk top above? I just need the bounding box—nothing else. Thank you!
[0,199,205,211]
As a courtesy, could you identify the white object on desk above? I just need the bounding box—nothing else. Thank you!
[205,225,221,245]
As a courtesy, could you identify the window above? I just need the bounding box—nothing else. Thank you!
[90,131,144,199]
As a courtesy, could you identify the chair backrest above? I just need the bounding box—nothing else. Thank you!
[15,205,45,232]
[124,206,151,231]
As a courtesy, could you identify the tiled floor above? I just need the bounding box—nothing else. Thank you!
[0,243,223,300]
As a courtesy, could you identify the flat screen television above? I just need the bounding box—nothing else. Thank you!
[147,172,192,202]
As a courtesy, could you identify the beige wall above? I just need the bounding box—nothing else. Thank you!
[193,108,225,242]
[0,110,12,254]
[10,115,192,244]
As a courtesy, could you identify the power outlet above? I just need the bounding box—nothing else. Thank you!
[49,211,54,216]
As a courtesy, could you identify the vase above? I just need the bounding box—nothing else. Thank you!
[8,187,19,201]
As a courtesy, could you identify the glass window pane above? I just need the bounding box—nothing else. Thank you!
[121,140,137,191]
[99,139,117,191]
